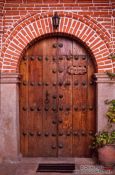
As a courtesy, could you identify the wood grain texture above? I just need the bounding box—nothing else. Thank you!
[19,36,96,157]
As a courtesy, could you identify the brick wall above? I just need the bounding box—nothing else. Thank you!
[0,0,115,72]
[0,0,4,68]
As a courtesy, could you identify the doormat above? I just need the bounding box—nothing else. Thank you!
[36,163,75,173]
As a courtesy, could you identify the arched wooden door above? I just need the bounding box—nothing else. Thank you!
[19,36,96,157]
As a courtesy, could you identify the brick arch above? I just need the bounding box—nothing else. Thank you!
[1,11,113,72]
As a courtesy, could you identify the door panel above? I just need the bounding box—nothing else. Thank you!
[42,38,57,156]
[72,41,87,156]
[19,36,96,157]
[57,38,73,157]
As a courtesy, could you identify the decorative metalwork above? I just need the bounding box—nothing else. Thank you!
[53,43,63,48]
[67,65,87,75]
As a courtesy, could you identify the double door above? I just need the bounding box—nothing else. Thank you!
[20,36,96,157]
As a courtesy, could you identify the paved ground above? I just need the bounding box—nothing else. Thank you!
[0,158,114,175]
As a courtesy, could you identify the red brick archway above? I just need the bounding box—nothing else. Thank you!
[1,12,113,72]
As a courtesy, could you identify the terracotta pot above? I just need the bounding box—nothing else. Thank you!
[98,144,115,167]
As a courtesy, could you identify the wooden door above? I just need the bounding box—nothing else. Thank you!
[19,36,96,157]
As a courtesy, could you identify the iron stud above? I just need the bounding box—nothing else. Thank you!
[58,144,63,149]
[23,81,27,86]
[37,132,41,136]
[38,56,42,61]
[22,132,27,136]
[30,56,34,60]
[59,106,63,111]
[74,106,78,111]
[23,107,27,111]
[51,145,56,149]
[59,94,63,98]
[45,132,49,137]
[29,132,34,136]
[89,106,93,110]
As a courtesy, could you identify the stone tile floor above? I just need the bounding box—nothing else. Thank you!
[0,158,114,175]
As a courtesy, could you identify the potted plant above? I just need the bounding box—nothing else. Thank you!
[92,131,115,166]
[91,100,115,167]
[105,99,115,124]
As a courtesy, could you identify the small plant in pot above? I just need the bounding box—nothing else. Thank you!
[91,100,115,167]
[92,131,115,167]
[105,99,115,124]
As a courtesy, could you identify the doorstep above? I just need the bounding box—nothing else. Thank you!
[0,158,114,175]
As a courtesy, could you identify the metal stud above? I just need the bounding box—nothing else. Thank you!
[59,132,63,136]
[74,56,79,60]
[29,132,34,136]
[52,69,57,73]
[23,107,28,111]
[23,81,27,86]
[52,107,57,112]
[59,106,63,111]
[59,56,63,60]
[38,82,42,86]
[58,144,63,149]
[59,81,63,86]
[82,80,86,86]
[66,106,71,111]
[73,131,79,136]
[37,132,41,136]
[81,131,86,136]
[66,132,71,136]
[58,68,63,73]
[38,56,42,61]
[53,82,57,86]
[82,57,86,60]
[44,132,49,137]
[89,106,93,111]
[59,94,63,98]
[23,56,28,60]
[44,107,49,111]
[30,106,35,111]
[52,95,57,99]
[22,132,27,136]
[45,82,49,86]
[58,43,63,48]
[37,107,41,111]
[67,56,72,60]
[89,81,93,85]
[52,133,56,137]
[58,119,63,123]
[82,106,86,111]
[52,56,56,61]
[51,145,56,149]
[74,106,78,111]
[52,120,57,124]
[74,81,79,86]
[30,56,35,60]
[30,82,35,86]
[65,81,71,86]
[45,56,49,61]
[53,43,57,48]
[89,131,93,136]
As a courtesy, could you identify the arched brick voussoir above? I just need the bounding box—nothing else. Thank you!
[61,18,112,72]
[1,12,113,72]
[3,11,111,53]
[2,17,53,71]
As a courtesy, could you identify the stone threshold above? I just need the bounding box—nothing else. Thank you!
[6,157,95,165]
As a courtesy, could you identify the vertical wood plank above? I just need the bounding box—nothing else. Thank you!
[57,37,73,157]
[19,55,29,156]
